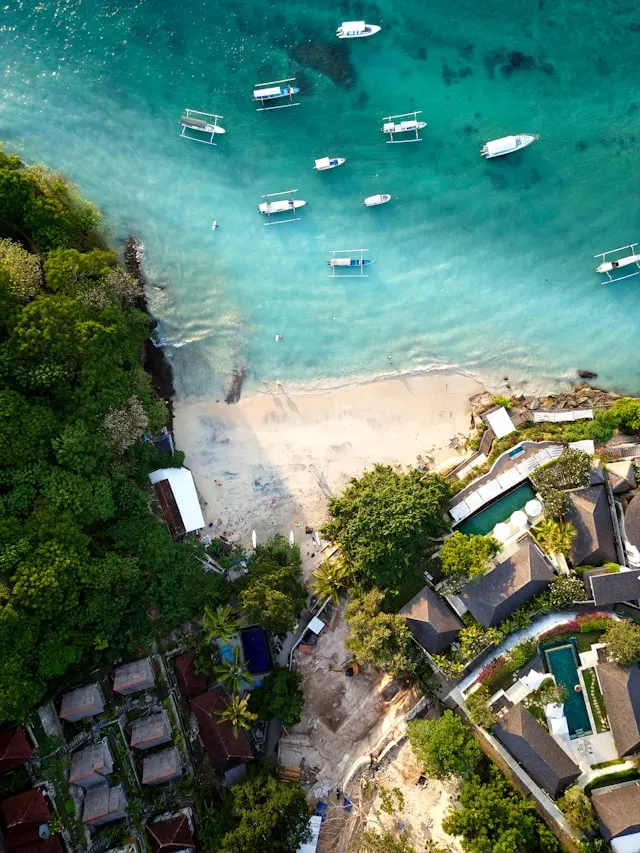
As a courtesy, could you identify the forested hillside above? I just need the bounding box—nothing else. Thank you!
[0,146,224,720]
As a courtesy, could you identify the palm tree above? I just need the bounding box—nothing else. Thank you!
[201,604,239,645]
[536,518,577,557]
[311,560,354,604]
[214,646,253,695]
[216,694,257,736]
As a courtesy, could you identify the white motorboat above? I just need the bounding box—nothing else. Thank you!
[364,194,391,207]
[314,157,346,171]
[259,198,306,215]
[336,21,381,38]
[481,134,539,158]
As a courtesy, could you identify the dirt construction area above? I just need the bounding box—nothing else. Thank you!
[278,608,421,799]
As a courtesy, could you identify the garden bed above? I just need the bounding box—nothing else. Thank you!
[582,667,609,734]
[585,768,640,793]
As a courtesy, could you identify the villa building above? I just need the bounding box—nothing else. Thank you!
[142,747,183,786]
[596,660,640,757]
[493,705,580,798]
[586,568,640,607]
[148,467,204,538]
[147,812,196,853]
[0,789,60,853]
[565,486,617,567]
[130,711,172,751]
[69,742,113,788]
[173,651,207,698]
[82,784,128,827]
[0,729,33,776]
[592,783,640,853]
[113,658,155,696]
[400,586,463,654]
[59,684,104,722]
[191,688,253,772]
[459,537,555,628]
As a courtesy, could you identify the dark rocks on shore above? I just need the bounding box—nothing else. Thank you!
[124,236,176,433]
[289,42,356,88]
[578,369,598,379]
[225,365,247,405]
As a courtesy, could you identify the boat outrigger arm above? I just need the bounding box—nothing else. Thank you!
[258,190,305,225]
[253,78,300,111]
[179,109,225,145]
[594,243,640,283]
[327,248,372,277]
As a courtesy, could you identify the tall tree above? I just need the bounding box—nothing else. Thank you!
[345,589,413,675]
[536,518,576,558]
[557,785,598,832]
[603,619,640,666]
[311,560,353,604]
[249,668,305,727]
[408,711,482,779]
[214,646,253,695]
[322,465,451,589]
[202,604,240,645]
[216,694,257,736]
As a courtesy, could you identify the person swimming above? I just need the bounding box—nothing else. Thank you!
[275,333,284,342]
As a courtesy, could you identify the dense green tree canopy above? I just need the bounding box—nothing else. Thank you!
[442,767,561,853]
[0,147,222,720]
[322,464,451,588]
[216,771,311,853]
[345,588,413,674]
[249,667,305,727]
[440,532,500,591]
[236,536,307,634]
[603,618,640,666]
[408,711,482,779]
[609,397,640,434]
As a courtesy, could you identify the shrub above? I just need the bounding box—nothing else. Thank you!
[491,395,512,411]
[577,612,613,632]
[549,575,586,608]
[541,488,569,520]
[531,448,592,494]
[609,397,640,434]
[440,531,500,591]
[603,619,640,666]
[465,685,496,728]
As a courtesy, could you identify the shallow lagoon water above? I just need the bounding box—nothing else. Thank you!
[3,0,640,397]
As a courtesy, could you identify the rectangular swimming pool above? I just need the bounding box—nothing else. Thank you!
[457,482,536,537]
[544,642,592,738]
[240,626,272,675]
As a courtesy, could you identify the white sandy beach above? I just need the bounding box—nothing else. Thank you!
[174,371,484,551]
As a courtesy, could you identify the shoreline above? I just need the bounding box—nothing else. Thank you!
[174,370,485,557]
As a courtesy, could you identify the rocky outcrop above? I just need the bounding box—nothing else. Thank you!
[470,383,624,426]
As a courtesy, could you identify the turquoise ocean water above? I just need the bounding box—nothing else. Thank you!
[3,0,640,398]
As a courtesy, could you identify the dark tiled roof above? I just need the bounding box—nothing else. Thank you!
[147,814,195,853]
[607,461,636,494]
[0,729,32,775]
[597,661,640,757]
[154,479,186,538]
[566,486,617,567]
[59,684,104,721]
[113,658,154,695]
[142,748,182,785]
[191,688,253,771]
[130,711,172,750]
[460,537,555,627]
[174,652,207,698]
[493,705,580,798]
[625,494,640,550]
[589,570,640,606]
[400,586,463,654]
[0,789,52,853]
[592,782,640,841]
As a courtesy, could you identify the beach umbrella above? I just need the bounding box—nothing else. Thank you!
[525,499,543,518]
[289,530,295,545]
[510,510,528,530]
[493,522,511,541]
[251,530,257,549]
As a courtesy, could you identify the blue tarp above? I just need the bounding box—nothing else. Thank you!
[315,802,328,822]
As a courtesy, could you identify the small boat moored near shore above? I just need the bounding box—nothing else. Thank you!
[336,21,381,38]
[258,190,306,225]
[381,111,426,143]
[364,194,391,206]
[179,109,225,145]
[253,78,300,111]
[314,157,346,171]
[594,243,640,283]
[481,134,539,158]
[328,248,372,277]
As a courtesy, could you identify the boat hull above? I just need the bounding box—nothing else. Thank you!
[364,194,391,206]
[336,23,381,38]
[481,133,539,158]
[314,157,346,171]
[258,200,307,215]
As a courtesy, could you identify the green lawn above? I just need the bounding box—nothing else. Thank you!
[585,768,640,794]
[542,630,604,654]
[582,667,609,734]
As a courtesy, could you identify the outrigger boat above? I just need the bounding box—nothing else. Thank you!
[381,111,426,143]
[314,157,346,171]
[179,109,225,146]
[364,194,391,206]
[253,78,300,111]
[481,134,539,158]
[336,21,381,38]
[258,190,306,225]
[328,248,372,277]
[594,243,640,283]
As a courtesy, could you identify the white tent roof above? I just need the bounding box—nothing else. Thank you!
[297,815,322,853]
[149,467,205,533]
[486,406,516,439]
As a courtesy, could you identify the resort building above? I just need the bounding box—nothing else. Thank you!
[0,789,60,853]
[191,688,253,772]
[148,467,204,538]
[0,728,33,775]
[82,784,128,827]
[141,747,182,786]
[113,658,155,696]
[459,537,555,628]
[69,742,114,788]
[565,486,617,567]
[130,711,172,750]
[400,586,463,654]
[586,568,640,607]
[59,684,105,722]
[596,661,640,757]
[146,812,196,853]
[173,651,207,698]
[592,782,640,853]
[493,705,580,798]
